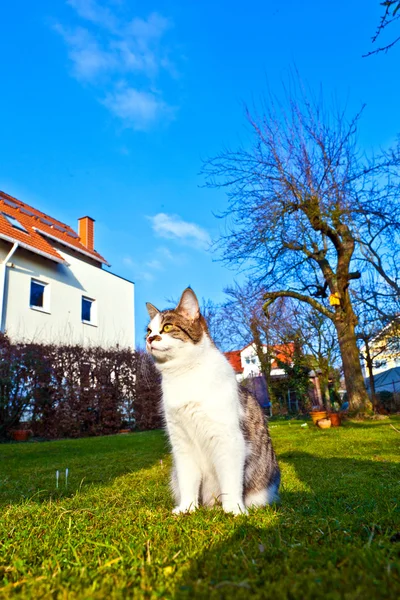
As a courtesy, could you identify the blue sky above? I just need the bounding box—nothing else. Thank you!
[1,1,400,346]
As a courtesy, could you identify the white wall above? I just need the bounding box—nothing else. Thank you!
[240,343,286,380]
[3,243,135,348]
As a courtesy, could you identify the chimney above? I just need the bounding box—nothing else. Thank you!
[78,216,95,251]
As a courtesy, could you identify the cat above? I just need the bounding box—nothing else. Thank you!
[145,287,280,515]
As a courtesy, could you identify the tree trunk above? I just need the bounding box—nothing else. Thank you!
[364,340,378,411]
[251,320,275,404]
[335,315,370,412]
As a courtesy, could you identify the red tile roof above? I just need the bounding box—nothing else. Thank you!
[272,343,295,367]
[0,191,109,265]
[225,350,243,374]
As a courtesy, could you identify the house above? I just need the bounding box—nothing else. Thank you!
[0,190,134,348]
[225,342,325,411]
[225,342,292,383]
[360,319,400,379]
[225,342,293,409]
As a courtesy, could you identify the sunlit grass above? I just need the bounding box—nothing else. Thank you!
[1,418,400,599]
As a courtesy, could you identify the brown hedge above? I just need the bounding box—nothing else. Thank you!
[0,334,162,440]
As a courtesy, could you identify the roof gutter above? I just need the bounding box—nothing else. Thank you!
[0,232,68,265]
[0,242,19,333]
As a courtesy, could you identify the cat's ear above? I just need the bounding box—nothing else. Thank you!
[176,288,200,320]
[146,302,160,320]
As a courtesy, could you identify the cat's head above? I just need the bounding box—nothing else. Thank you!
[145,288,209,364]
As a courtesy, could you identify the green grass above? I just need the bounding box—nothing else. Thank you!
[1,419,400,599]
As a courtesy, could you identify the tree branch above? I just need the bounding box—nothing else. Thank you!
[263,291,335,321]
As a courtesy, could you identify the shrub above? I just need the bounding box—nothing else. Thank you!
[133,351,162,431]
[0,334,162,439]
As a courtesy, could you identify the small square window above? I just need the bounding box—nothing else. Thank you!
[3,212,28,233]
[30,280,46,309]
[82,297,95,323]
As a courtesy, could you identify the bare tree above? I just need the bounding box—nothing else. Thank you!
[364,1,400,56]
[204,85,400,411]
[290,302,341,403]
[221,281,296,396]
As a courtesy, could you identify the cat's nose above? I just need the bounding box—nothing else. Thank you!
[148,335,162,344]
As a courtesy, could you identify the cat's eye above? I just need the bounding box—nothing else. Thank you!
[146,328,151,336]
[162,324,173,333]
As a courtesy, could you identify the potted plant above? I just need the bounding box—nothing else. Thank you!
[310,405,328,425]
[327,392,343,427]
[12,429,32,441]
[327,407,342,427]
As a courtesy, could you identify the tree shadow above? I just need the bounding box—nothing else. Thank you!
[0,430,168,507]
[172,452,400,598]
[341,419,397,430]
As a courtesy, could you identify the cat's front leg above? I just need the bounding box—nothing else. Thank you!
[171,452,201,515]
[213,436,247,516]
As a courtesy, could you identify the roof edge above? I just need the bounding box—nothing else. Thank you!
[33,227,110,266]
[0,233,69,265]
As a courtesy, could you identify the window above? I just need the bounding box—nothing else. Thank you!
[82,296,95,324]
[3,212,28,233]
[30,280,48,310]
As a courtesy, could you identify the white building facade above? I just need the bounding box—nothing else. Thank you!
[0,191,135,348]
[225,342,288,383]
[239,343,287,381]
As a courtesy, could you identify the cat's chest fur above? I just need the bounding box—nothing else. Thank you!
[161,346,242,433]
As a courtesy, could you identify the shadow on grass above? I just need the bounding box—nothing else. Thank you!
[0,430,168,508]
[341,419,399,430]
[172,452,400,599]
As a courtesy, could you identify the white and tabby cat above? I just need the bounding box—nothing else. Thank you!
[146,288,280,515]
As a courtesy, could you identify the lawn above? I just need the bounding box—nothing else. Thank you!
[1,419,400,599]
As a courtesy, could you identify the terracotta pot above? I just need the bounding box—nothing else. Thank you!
[12,430,31,442]
[328,413,342,427]
[310,410,328,425]
[317,418,332,429]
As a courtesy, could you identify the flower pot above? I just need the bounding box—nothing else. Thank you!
[310,410,328,425]
[12,430,31,442]
[317,418,332,429]
[328,413,342,427]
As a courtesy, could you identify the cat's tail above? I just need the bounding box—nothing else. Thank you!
[245,469,281,508]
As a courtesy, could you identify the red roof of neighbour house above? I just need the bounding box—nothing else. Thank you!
[225,350,243,374]
[271,343,295,368]
[0,191,109,266]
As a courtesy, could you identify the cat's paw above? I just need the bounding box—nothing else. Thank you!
[223,502,248,516]
[172,503,197,515]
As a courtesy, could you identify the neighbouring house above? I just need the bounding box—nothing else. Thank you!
[360,319,400,410]
[360,319,400,380]
[225,342,325,411]
[225,342,293,410]
[225,342,292,383]
[0,190,134,348]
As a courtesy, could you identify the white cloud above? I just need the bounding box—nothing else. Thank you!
[67,0,118,30]
[150,213,211,249]
[55,25,115,80]
[55,2,177,129]
[103,87,173,130]
[122,256,135,267]
[122,256,155,281]
[146,259,163,270]
[128,12,171,43]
